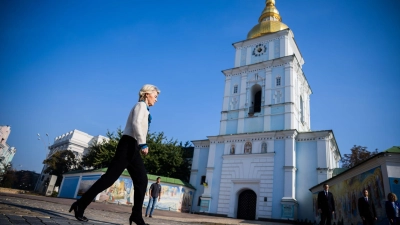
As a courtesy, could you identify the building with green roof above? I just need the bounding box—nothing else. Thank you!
[309,146,400,225]
[58,167,196,213]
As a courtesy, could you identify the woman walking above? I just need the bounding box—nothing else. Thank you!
[69,84,160,225]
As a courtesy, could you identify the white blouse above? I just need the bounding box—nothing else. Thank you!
[123,102,149,145]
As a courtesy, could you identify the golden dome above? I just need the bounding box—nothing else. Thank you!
[247,0,289,39]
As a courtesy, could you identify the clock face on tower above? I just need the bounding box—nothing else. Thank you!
[252,43,267,57]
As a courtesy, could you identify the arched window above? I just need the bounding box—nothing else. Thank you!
[300,96,304,123]
[230,144,236,155]
[261,142,267,153]
[244,142,252,154]
[249,84,262,114]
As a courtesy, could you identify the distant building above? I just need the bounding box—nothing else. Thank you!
[0,125,11,149]
[35,129,108,194]
[47,129,107,165]
[0,146,17,166]
[0,125,17,172]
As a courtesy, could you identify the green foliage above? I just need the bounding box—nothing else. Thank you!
[81,129,123,169]
[43,150,82,186]
[142,132,192,181]
[51,191,58,197]
[0,163,16,188]
[341,145,378,168]
[82,128,192,182]
[12,170,37,190]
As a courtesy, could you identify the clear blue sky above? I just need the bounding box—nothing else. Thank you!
[1,0,399,173]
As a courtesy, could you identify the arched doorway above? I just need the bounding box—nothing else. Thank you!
[237,189,256,220]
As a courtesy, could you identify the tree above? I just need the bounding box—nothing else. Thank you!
[341,145,378,168]
[0,163,16,188]
[142,132,191,181]
[12,170,38,191]
[43,150,82,186]
[81,129,122,169]
[82,128,192,182]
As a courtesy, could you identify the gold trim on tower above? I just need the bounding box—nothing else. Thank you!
[247,0,289,39]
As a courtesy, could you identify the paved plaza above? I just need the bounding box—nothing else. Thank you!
[0,192,295,225]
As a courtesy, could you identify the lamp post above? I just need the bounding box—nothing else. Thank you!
[34,133,51,193]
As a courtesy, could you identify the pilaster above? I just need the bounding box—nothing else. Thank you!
[281,132,298,220]
[234,48,241,67]
[222,77,232,111]
[237,73,247,133]
[263,68,272,131]
[316,135,330,184]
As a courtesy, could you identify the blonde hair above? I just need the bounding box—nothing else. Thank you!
[138,84,160,101]
[388,192,398,201]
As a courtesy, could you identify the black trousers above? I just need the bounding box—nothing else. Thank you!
[77,135,148,217]
[320,210,332,225]
[362,217,375,225]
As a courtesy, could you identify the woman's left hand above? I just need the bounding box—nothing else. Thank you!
[141,147,149,155]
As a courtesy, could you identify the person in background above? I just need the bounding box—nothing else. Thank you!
[386,193,400,225]
[317,183,335,225]
[69,84,160,225]
[145,177,162,218]
[358,189,377,225]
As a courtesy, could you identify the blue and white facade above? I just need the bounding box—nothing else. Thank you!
[0,125,17,173]
[189,0,341,221]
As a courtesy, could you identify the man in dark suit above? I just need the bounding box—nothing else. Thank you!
[318,183,335,225]
[358,189,377,225]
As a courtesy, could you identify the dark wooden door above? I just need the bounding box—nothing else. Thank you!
[237,190,256,220]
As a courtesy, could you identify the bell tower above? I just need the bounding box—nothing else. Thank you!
[219,0,311,136]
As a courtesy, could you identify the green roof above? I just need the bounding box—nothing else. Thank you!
[64,168,195,190]
[332,167,348,176]
[384,146,400,153]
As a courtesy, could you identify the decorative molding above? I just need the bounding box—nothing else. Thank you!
[194,145,210,148]
[296,138,316,142]
[231,179,260,184]
[284,166,297,171]
[223,152,275,159]
[236,36,285,50]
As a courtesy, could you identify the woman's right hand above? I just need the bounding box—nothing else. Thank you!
[141,147,148,155]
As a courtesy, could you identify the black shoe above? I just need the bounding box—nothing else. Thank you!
[145,214,148,217]
[149,215,152,218]
[69,201,88,222]
[129,215,149,225]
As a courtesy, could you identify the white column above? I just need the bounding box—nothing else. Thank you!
[202,143,216,198]
[264,68,272,131]
[317,136,329,184]
[234,48,241,67]
[281,132,298,220]
[222,77,232,111]
[283,135,296,199]
[269,41,274,59]
[246,47,251,65]
[237,73,247,133]
[284,63,294,130]
[281,35,288,57]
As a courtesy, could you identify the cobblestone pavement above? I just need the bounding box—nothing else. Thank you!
[0,193,294,225]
